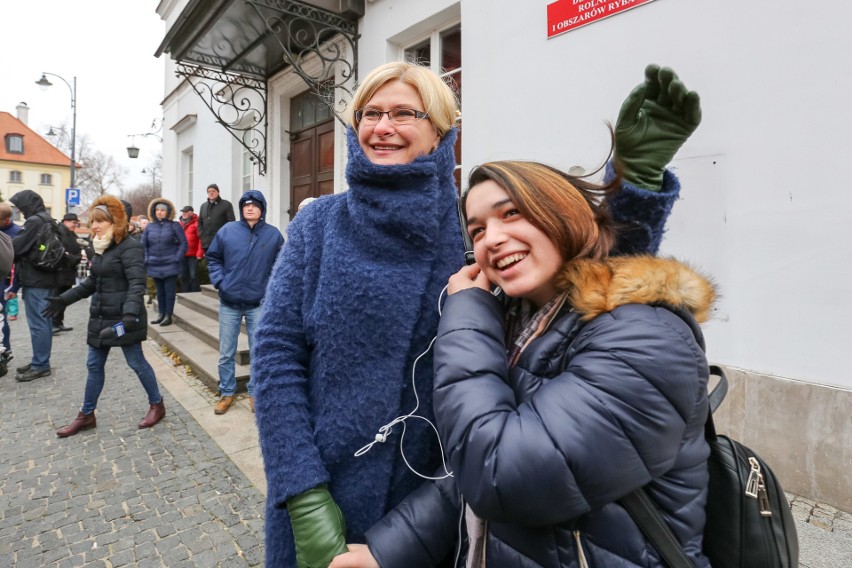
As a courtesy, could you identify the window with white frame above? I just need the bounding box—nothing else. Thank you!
[5,134,23,154]
[184,148,194,207]
[9,171,21,183]
[40,173,52,185]
[404,24,462,188]
[241,141,254,192]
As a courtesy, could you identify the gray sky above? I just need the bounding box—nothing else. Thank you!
[1,1,165,189]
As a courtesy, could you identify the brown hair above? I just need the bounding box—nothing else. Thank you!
[347,61,459,137]
[88,195,128,243]
[463,161,619,263]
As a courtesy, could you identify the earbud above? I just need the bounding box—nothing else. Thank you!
[353,330,453,481]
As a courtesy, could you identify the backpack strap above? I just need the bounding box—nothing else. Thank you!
[620,366,727,568]
[620,489,694,567]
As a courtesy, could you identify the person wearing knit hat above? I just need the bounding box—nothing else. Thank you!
[206,190,283,415]
[44,194,166,437]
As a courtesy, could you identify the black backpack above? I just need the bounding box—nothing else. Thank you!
[621,365,799,567]
[28,212,67,272]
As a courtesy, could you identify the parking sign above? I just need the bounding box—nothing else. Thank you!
[66,188,80,207]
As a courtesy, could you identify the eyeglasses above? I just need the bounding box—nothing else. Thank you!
[355,107,429,126]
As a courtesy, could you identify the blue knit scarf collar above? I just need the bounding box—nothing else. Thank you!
[344,127,460,254]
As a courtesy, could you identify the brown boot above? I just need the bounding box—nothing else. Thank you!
[56,411,96,437]
[138,401,166,429]
[214,396,235,415]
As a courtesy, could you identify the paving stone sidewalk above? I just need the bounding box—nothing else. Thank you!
[0,301,265,567]
[1,301,850,567]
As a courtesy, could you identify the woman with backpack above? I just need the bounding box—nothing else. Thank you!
[333,160,716,568]
[141,198,187,327]
[45,195,165,437]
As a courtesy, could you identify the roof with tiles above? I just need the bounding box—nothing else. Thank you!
[0,111,72,167]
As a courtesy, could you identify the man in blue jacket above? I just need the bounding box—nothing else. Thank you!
[206,190,283,414]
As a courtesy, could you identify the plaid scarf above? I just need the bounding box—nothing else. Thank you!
[505,291,570,367]
[466,289,570,567]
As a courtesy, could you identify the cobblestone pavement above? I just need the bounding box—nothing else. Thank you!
[1,302,851,567]
[0,301,265,567]
[790,495,852,567]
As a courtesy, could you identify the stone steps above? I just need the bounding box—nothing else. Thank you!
[148,284,250,394]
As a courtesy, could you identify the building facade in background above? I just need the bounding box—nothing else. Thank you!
[154,0,852,511]
[0,103,72,219]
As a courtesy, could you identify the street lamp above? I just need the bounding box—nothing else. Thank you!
[127,119,163,158]
[35,73,77,196]
[141,168,158,190]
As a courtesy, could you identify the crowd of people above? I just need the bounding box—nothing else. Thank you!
[5,60,717,567]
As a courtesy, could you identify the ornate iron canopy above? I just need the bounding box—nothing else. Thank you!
[157,0,362,175]
[176,63,269,174]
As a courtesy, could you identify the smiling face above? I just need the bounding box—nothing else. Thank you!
[465,180,564,307]
[357,80,441,166]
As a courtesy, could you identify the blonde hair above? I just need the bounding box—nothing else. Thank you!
[346,61,459,136]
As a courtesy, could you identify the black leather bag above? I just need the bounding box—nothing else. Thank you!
[621,366,799,567]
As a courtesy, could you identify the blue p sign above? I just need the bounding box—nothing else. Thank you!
[66,188,80,207]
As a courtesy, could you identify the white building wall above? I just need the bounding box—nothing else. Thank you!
[157,0,273,224]
[359,0,852,389]
[155,0,851,388]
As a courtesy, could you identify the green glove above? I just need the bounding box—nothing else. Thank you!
[287,485,348,568]
[615,64,702,191]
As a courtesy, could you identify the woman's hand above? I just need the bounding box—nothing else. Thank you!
[328,544,380,568]
[448,263,491,295]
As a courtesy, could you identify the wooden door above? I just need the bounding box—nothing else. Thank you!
[289,86,335,219]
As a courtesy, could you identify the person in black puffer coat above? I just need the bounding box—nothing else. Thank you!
[45,195,166,438]
[51,213,83,334]
[9,190,63,382]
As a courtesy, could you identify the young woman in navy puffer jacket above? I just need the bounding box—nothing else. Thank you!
[345,161,716,568]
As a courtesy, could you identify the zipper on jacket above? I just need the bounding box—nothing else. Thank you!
[573,530,589,568]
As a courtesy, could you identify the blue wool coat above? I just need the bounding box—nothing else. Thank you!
[253,129,683,566]
[254,128,464,566]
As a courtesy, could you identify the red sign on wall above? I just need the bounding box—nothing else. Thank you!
[547,0,657,39]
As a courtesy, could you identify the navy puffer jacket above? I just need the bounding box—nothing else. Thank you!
[206,190,284,308]
[142,197,187,278]
[366,256,716,568]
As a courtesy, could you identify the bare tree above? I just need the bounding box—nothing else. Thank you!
[43,123,129,211]
[122,184,161,220]
[123,153,162,218]
[75,149,127,209]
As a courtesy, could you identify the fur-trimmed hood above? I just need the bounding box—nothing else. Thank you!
[557,256,716,323]
[147,197,177,221]
[90,195,129,244]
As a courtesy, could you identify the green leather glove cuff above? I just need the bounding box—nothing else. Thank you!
[287,485,348,568]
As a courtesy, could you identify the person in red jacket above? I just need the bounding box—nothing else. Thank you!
[179,206,202,292]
